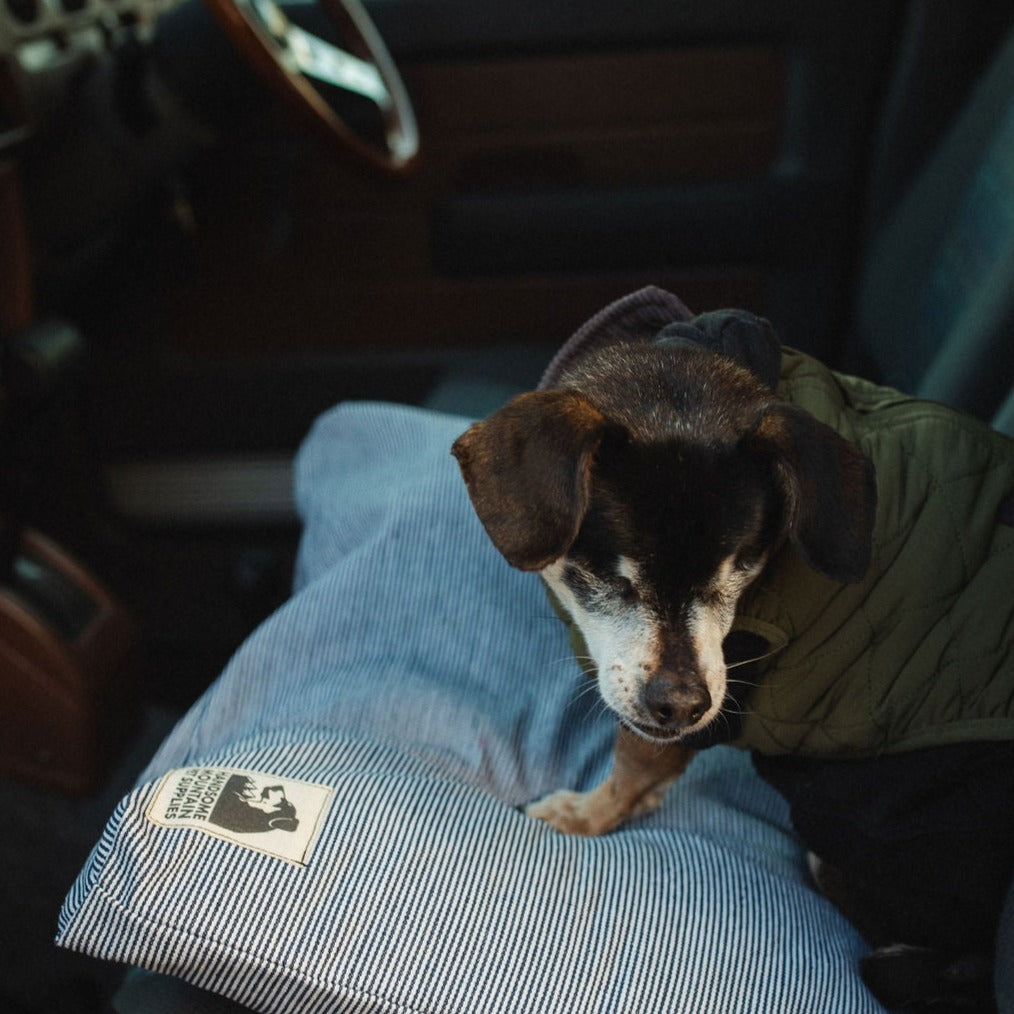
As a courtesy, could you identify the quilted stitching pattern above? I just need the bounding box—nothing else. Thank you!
[735,351,1014,757]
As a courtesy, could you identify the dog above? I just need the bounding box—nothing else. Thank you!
[452,287,1014,1011]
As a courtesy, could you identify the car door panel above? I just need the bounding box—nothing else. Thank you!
[153,0,902,361]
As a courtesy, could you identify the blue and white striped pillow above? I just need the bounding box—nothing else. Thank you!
[57,402,883,1013]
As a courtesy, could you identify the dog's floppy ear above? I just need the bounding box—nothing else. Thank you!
[452,390,609,571]
[657,310,782,392]
[747,403,877,583]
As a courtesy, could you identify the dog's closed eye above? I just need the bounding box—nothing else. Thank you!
[734,552,763,573]
[697,554,767,616]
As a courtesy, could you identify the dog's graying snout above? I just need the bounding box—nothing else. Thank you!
[641,677,711,730]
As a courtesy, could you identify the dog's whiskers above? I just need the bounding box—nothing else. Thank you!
[722,676,757,688]
[544,654,597,674]
[568,680,600,703]
[562,674,605,714]
[719,698,759,720]
[725,646,780,671]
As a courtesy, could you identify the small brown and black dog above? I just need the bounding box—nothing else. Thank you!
[452,288,1014,1012]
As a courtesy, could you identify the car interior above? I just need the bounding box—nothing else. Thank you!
[2,0,1014,1011]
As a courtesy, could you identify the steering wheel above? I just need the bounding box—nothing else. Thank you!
[204,0,419,174]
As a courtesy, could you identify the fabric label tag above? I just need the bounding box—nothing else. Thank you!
[146,766,332,866]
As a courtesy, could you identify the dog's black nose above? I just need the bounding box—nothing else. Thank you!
[641,678,711,730]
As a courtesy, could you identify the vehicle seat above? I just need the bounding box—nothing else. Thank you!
[848,14,1014,434]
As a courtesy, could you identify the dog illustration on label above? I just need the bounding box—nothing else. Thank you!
[209,774,299,833]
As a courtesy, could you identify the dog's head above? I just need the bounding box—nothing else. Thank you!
[452,310,876,743]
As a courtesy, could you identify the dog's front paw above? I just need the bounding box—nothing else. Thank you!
[525,789,606,835]
[527,786,645,836]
